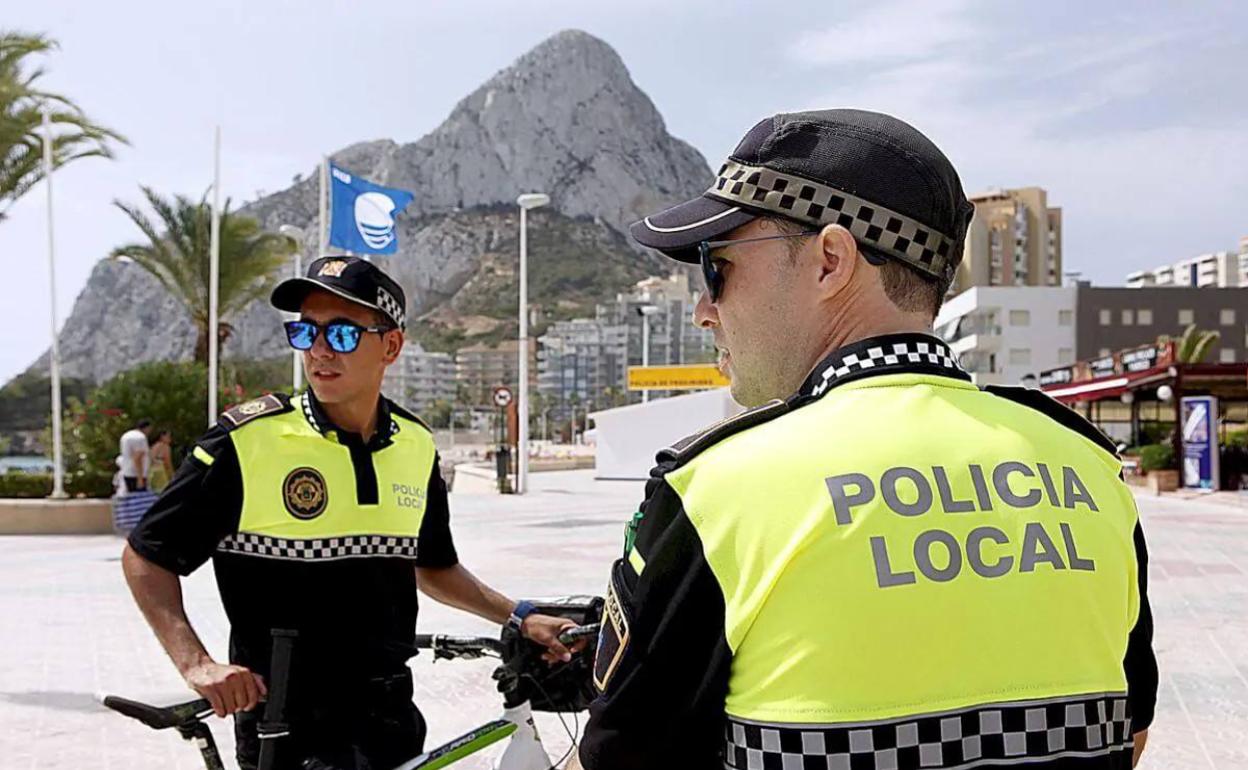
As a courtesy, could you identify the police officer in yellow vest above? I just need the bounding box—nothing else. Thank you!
[123,257,577,770]
[575,110,1158,770]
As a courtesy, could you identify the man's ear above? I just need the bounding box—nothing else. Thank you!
[815,224,858,297]
[382,330,404,365]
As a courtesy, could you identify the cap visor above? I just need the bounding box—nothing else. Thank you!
[270,277,385,317]
[629,195,757,262]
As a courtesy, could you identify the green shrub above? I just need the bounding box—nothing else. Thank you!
[1138,443,1176,472]
[0,472,53,498]
[60,361,282,498]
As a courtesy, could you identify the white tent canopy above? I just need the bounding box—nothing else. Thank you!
[589,389,743,480]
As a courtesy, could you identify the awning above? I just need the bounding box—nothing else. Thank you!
[1043,365,1172,403]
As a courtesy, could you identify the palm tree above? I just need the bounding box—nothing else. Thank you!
[1164,324,1220,364]
[0,32,125,221]
[111,187,296,362]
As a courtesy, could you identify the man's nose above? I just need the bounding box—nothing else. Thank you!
[693,290,719,329]
[309,331,336,360]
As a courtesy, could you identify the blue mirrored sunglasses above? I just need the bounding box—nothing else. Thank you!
[284,320,391,354]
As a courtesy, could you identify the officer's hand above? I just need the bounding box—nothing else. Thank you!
[521,614,586,664]
[184,661,267,717]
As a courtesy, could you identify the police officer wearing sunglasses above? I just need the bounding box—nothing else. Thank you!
[123,256,578,770]
[574,110,1157,770]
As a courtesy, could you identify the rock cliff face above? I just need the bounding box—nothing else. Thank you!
[22,29,711,384]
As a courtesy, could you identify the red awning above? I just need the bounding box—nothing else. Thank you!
[1043,364,1172,403]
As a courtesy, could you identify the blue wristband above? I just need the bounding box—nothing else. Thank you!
[509,600,537,628]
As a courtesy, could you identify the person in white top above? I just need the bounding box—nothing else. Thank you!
[118,419,153,492]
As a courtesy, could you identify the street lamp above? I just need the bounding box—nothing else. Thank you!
[516,192,549,495]
[637,304,660,403]
[278,224,306,392]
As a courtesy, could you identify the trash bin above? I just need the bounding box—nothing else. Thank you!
[495,445,512,494]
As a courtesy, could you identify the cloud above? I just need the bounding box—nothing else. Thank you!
[791,0,977,69]
[790,2,1248,282]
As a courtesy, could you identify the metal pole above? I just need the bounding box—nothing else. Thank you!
[207,126,222,427]
[292,247,303,392]
[42,109,66,498]
[318,156,328,258]
[518,205,530,494]
[641,313,651,404]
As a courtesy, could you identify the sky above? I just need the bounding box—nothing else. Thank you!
[2,0,1245,384]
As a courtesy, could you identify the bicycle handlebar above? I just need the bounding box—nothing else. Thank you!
[414,623,599,661]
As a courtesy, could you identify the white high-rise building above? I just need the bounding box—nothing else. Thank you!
[1126,251,1241,288]
[934,286,1078,386]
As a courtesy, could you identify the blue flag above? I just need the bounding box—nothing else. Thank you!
[328,163,415,255]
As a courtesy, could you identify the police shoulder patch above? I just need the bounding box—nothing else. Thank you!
[983,385,1118,456]
[659,398,789,467]
[219,393,291,430]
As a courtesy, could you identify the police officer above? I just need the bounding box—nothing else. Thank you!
[575,110,1158,770]
[123,257,577,770]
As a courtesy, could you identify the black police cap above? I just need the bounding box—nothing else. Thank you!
[271,256,406,330]
[630,109,975,282]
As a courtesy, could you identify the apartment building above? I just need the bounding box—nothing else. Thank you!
[934,286,1077,385]
[953,187,1062,294]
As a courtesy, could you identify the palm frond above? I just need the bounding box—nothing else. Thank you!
[0,30,126,220]
[111,187,296,362]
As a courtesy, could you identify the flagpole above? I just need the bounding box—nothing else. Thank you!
[207,126,222,427]
[42,108,67,499]
[319,156,328,259]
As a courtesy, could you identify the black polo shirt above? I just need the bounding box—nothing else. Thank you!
[128,392,458,698]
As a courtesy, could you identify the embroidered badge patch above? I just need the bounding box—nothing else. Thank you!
[283,467,328,520]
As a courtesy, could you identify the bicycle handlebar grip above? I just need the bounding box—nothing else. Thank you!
[558,623,601,645]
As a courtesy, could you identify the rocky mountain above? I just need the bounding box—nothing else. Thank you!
[20,29,711,385]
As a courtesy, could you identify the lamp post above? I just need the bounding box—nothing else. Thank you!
[41,109,66,498]
[637,304,659,403]
[515,193,549,494]
[278,225,306,393]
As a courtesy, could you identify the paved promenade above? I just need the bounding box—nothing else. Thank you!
[0,472,1244,768]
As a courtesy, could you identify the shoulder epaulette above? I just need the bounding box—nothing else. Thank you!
[657,399,789,467]
[389,401,432,433]
[218,393,292,430]
[983,385,1119,456]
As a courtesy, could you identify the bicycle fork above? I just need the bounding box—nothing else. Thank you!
[494,702,553,770]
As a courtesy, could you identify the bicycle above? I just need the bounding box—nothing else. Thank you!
[103,597,603,770]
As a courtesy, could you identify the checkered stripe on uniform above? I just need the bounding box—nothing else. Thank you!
[217,533,419,562]
[376,287,405,329]
[724,694,1132,770]
[299,392,323,433]
[709,160,955,279]
[811,340,963,396]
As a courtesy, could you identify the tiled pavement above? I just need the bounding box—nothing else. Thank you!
[0,472,1245,769]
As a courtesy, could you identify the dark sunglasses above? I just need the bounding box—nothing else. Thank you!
[284,320,392,354]
[697,232,819,303]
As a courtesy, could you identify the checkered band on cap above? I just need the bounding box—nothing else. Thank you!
[725,693,1133,770]
[218,533,419,562]
[709,160,956,279]
[810,338,965,397]
[376,287,405,329]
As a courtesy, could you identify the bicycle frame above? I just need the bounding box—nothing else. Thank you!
[103,624,599,769]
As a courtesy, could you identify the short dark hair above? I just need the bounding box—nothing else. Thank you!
[766,217,948,317]
[136,418,152,430]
